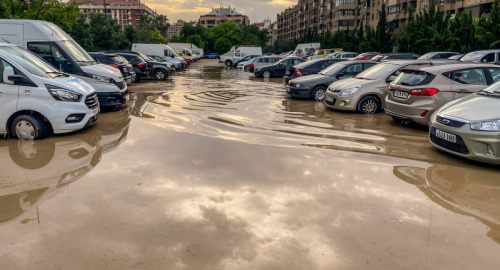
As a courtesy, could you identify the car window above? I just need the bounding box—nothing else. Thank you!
[320,61,333,69]
[482,53,495,63]
[489,68,500,83]
[258,58,264,63]
[448,68,487,85]
[393,70,431,86]
[342,64,362,75]
[364,63,377,69]
[0,58,12,83]
[154,56,162,61]
[235,52,241,57]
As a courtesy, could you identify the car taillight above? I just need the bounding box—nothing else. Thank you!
[292,69,303,76]
[410,88,439,96]
[251,64,255,67]
[109,64,119,69]
[137,63,146,67]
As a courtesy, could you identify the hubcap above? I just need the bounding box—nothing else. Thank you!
[15,120,36,140]
[362,99,378,114]
[315,89,326,101]
[156,71,165,80]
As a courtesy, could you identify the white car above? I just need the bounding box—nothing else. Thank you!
[0,43,99,139]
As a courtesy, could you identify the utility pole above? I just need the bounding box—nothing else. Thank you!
[11,0,14,17]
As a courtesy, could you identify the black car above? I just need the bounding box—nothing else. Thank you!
[381,53,421,61]
[254,57,305,78]
[104,50,174,82]
[88,52,135,85]
[283,58,348,85]
[287,60,379,100]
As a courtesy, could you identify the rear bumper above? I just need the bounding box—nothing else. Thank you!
[384,97,435,126]
[97,90,129,107]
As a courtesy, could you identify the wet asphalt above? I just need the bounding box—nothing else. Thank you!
[1,60,500,269]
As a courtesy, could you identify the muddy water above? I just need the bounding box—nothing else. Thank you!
[1,63,500,269]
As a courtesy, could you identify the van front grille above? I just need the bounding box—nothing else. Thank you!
[85,93,99,109]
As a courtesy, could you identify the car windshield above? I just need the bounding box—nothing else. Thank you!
[461,52,485,62]
[480,81,500,93]
[392,70,429,86]
[107,55,127,64]
[356,63,400,79]
[58,40,94,63]
[1,46,63,78]
[319,62,346,76]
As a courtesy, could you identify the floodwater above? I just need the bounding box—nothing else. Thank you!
[1,61,500,269]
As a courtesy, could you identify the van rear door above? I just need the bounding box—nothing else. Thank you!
[0,59,19,134]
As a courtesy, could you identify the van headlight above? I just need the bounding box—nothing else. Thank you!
[46,85,82,102]
[470,120,500,131]
[87,73,112,83]
[340,86,361,96]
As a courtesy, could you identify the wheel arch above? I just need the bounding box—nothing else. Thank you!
[6,110,53,136]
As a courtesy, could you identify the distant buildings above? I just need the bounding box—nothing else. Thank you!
[71,0,155,30]
[167,20,185,39]
[254,19,278,46]
[199,6,250,28]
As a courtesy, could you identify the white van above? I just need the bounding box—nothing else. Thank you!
[168,43,201,61]
[0,19,128,107]
[219,46,263,67]
[131,44,188,68]
[289,43,321,58]
[0,43,99,139]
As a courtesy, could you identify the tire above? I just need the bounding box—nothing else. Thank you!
[357,96,381,114]
[133,74,140,83]
[311,86,327,101]
[11,114,48,140]
[263,71,271,78]
[225,60,233,67]
[9,140,55,169]
[154,69,167,80]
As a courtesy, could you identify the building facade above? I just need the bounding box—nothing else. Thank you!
[276,0,494,40]
[72,0,155,30]
[167,20,185,39]
[199,6,250,28]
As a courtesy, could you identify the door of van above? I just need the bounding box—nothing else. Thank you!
[0,59,19,134]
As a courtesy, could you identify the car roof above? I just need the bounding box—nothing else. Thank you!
[407,62,500,74]
[469,49,500,53]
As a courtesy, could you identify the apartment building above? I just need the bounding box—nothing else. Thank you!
[277,0,495,40]
[167,20,185,39]
[199,6,250,28]
[72,0,155,30]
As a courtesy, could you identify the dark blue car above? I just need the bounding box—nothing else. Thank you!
[204,53,220,59]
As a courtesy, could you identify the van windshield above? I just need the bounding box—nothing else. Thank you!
[1,46,63,78]
[58,40,95,63]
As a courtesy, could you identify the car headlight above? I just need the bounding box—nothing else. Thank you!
[295,84,301,87]
[46,84,82,102]
[87,73,112,83]
[470,120,500,131]
[340,85,361,96]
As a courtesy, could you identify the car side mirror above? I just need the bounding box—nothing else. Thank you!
[336,73,344,79]
[387,75,397,82]
[3,66,15,84]
[8,74,36,87]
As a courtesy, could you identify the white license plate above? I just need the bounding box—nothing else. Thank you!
[435,129,456,143]
[92,108,99,116]
[393,91,409,99]
[285,71,290,75]
[326,96,334,102]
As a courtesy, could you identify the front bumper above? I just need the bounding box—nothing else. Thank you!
[97,89,129,107]
[287,86,312,98]
[429,118,500,165]
[323,91,356,111]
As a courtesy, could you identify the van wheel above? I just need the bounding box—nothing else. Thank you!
[154,69,167,80]
[357,96,380,114]
[226,61,232,67]
[11,115,48,140]
[311,86,327,101]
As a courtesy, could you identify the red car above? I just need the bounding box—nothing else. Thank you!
[353,52,380,60]
[184,58,191,65]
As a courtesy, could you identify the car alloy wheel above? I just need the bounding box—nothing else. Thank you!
[312,86,327,101]
[155,70,167,80]
[360,98,379,114]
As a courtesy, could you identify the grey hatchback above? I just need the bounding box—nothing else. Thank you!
[287,60,379,100]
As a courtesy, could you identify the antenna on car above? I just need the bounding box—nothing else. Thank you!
[427,55,434,66]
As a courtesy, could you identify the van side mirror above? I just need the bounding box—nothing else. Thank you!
[387,75,397,82]
[3,67,15,84]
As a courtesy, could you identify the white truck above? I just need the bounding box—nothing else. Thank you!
[288,43,321,58]
[219,46,263,67]
[0,19,128,108]
[131,43,187,68]
[167,43,202,61]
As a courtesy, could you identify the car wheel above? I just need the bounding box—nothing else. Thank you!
[311,86,327,101]
[263,71,271,78]
[226,61,232,67]
[357,96,380,114]
[11,114,48,140]
[154,69,167,80]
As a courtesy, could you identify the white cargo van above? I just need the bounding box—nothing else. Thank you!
[168,43,201,61]
[0,19,128,107]
[131,44,188,68]
[289,43,321,58]
[219,46,263,67]
[0,43,99,139]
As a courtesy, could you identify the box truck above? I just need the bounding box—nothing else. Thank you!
[0,19,128,108]
[219,46,263,67]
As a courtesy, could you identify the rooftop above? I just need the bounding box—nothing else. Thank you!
[204,6,243,16]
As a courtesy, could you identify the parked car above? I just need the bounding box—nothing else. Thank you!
[323,59,453,114]
[306,55,326,61]
[248,55,283,72]
[220,46,262,66]
[238,58,258,71]
[461,50,500,64]
[326,52,358,59]
[287,60,378,100]
[371,54,387,62]
[352,52,380,60]
[254,57,305,78]
[418,52,461,60]
[314,49,342,56]
[385,63,500,126]
[0,43,99,139]
[89,52,135,85]
[233,55,260,67]
[283,58,348,85]
[105,51,174,81]
[204,53,220,59]
[429,81,500,164]
[448,54,465,60]
[148,55,182,70]
[381,53,421,61]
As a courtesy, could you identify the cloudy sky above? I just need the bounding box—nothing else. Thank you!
[144,0,296,23]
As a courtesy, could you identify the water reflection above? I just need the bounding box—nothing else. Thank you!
[0,110,131,225]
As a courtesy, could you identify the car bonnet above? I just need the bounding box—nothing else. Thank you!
[439,94,500,122]
[328,77,373,91]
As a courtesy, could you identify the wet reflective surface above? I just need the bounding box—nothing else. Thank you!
[1,61,500,269]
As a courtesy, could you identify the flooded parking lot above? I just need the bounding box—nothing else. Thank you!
[1,60,500,269]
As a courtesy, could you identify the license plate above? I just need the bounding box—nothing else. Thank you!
[326,96,334,102]
[393,91,409,99]
[286,71,290,76]
[435,129,456,143]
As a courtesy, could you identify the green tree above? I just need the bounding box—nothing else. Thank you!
[213,37,233,54]
[148,29,167,44]
[186,34,204,48]
[68,16,94,51]
[169,35,183,42]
